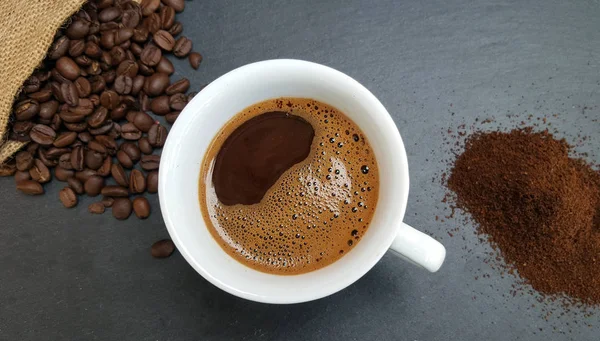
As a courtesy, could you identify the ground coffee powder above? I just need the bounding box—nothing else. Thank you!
[447,127,600,305]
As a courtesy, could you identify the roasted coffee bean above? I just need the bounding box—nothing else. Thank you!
[122,8,141,28]
[78,132,92,143]
[108,122,122,139]
[102,69,117,84]
[146,170,158,193]
[88,121,113,135]
[59,187,78,208]
[69,39,86,58]
[151,239,175,258]
[76,169,98,183]
[100,90,120,110]
[173,36,192,57]
[90,75,107,93]
[86,140,106,155]
[74,77,92,97]
[153,30,175,51]
[125,110,139,123]
[168,21,183,36]
[29,159,51,183]
[110,46,127,66]
[148,123,167,147]
[59,153,73,170]
[95,135,118,155]
[101,196,114,207]
[86,61,102,76]
[144,13,161,34]
[14,170,31,183]
[165,111,179,124]
[59,110,87,123]
[26,142,40,155]
[112,197,132,220]
[17,180,44,195]
[141,0,160,16]
[139,92,150,111]
[53,132,78,148]
[116,59,138,78]
[140,154,160,171]
[98,6,122,22]
[52,68,71,83]
[137,62,155,76]
[114,27,134,45]
[46,147,70,159]
[150,95,170,115]
[129,169,146,193]
[140,44,161,66]
[22,76,40,93]
[67,177,84,194]
[38,149,58,168]
[15,151,34,171]
[116,150,134,168]
[66,20,90,40]
[132,111,154,132]
[138,137,153,154]
[55,167,74,181]
[111,163,129,187]
[84,175,105,196]
[88,107,109,128]
[48,36,70,60]
[121,95,137,108]
[120,142,141,161]
[30,124,56,145]
[15,99,40,121]
[169,93,187,110]
[133,197,151,219]
[114,75,133,94]
[68,98,94,116]
[163,0,185,12]
[100,185,129,197]
[39,100,59,120]
[90,94,101,106]
[13,121,35,136]
[189,52,202,70]
[64,122,88,132]
[131,75,145,95]
[110,103,128,120]
[165,78,190,95]
[85,150,105,170]
[71,146,85,171]
[74,55,93,67]
[132,26,149,43]
[121,123,142,140]
[56,56,80,80]
[84,41,102,58]
[28,89,53,102]
[0,162,16,177]
[88,202,106,214]
[97,156,112,176]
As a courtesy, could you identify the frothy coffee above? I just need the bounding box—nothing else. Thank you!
[199,98,379,275]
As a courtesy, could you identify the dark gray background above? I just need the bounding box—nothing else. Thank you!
[2,0,600,340]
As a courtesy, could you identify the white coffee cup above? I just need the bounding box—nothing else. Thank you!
[159,59,446,304]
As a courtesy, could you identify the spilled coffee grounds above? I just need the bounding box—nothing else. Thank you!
[447,127,600,305]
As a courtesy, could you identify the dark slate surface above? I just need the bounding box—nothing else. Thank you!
[1,0,599,340]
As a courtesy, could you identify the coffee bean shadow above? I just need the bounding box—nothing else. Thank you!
[168,253,411,340]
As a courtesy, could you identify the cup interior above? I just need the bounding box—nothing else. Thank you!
[159,59,409,303]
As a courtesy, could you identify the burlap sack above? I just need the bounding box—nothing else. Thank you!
[0,0,87,165]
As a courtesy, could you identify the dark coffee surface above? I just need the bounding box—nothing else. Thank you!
[199,98,379,275]
[212,111,314,205]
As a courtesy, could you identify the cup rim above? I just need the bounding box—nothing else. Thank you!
[159,59,409,303]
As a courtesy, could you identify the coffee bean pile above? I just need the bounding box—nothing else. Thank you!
[4,0,202,222]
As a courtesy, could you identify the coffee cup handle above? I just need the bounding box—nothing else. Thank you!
[389,222,446,272]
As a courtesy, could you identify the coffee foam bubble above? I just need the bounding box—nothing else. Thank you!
[199,98,379,274]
